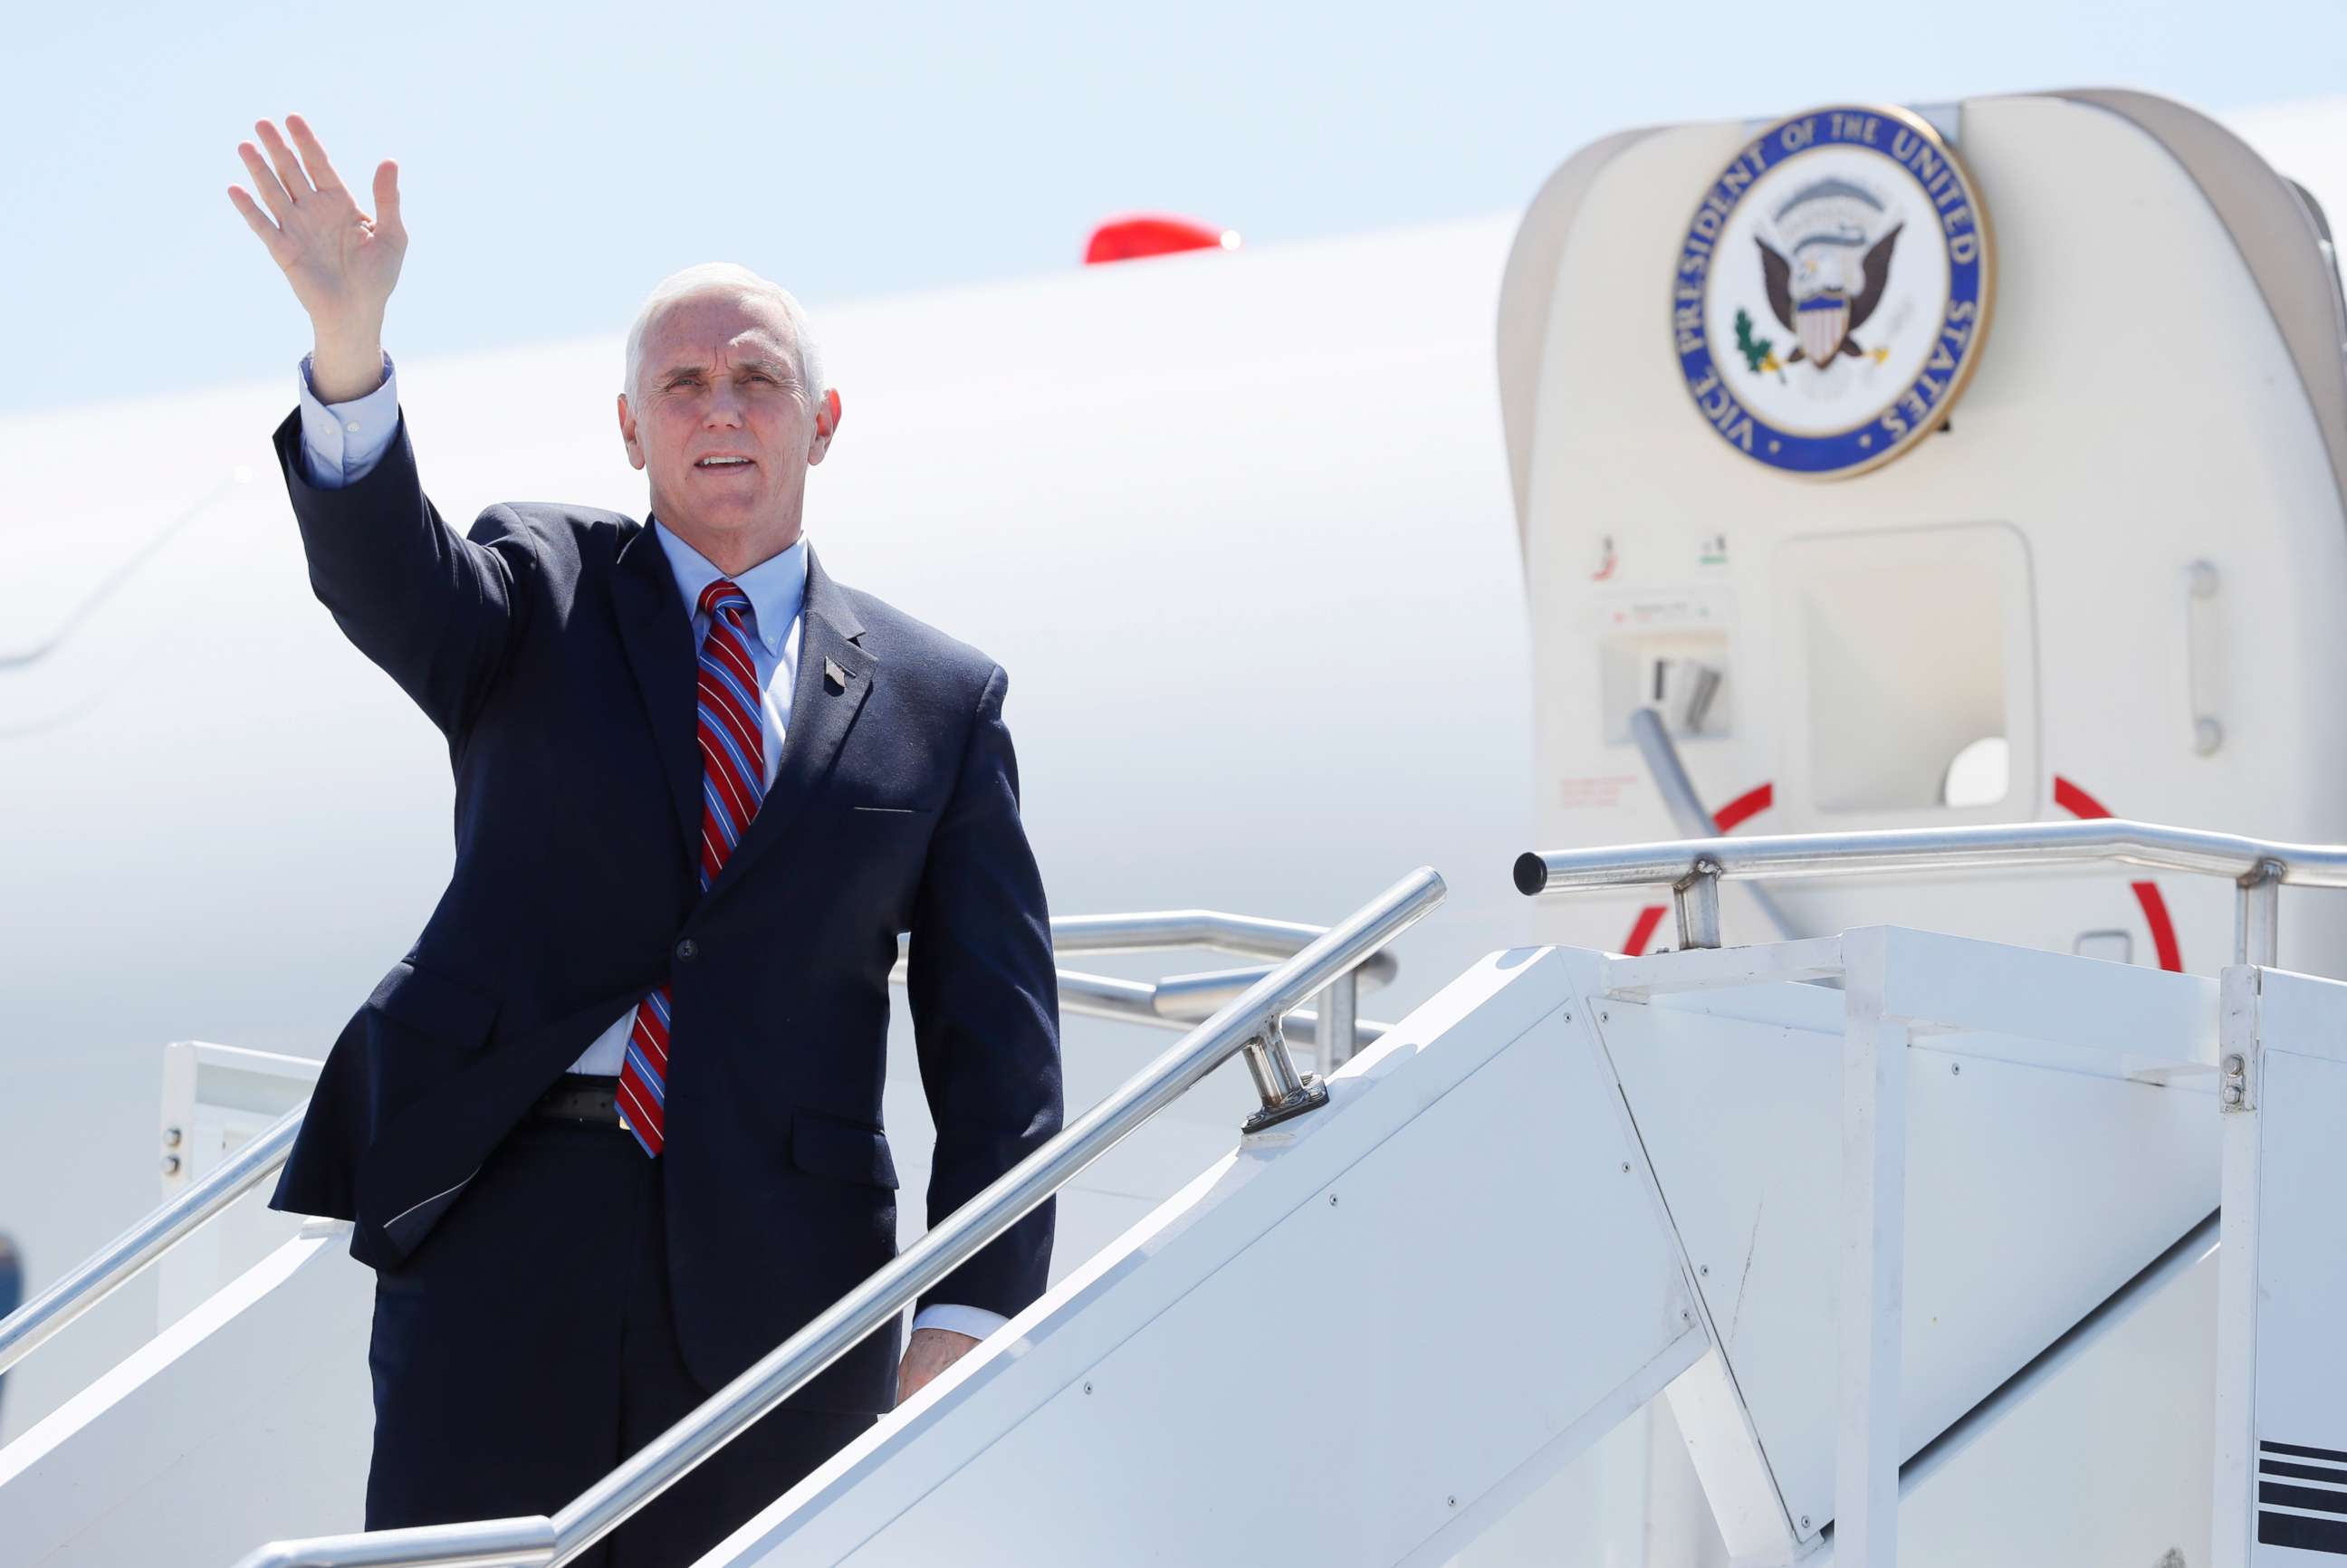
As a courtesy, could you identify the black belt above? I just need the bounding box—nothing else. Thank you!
[530,1072,628,1128]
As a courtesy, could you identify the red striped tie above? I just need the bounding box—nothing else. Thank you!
[617,578,766,1157]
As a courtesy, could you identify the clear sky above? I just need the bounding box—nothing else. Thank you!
[8,0,2346,417]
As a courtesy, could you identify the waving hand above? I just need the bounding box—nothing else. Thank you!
[227,114,405,397]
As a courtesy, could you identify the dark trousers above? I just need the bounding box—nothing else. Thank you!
[363,1114,875,1567]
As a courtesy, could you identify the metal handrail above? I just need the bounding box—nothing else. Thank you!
[1018,910,1403,980]
[0,1102,306,1379]
[230,865,1446,1568]
[0,905,1408,1391]
[1516,816,2315,964]
[895,908,1403,1057]
[894,910,1400,980]
[1051,966,1394,1047]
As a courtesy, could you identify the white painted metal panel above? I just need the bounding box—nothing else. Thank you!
[0,1227,371,1567]
[2238,1047,2347,1564]
[154,1042,318,1332]
[1892,1247,2218,1568]
[1572,939,2221,1546]
[706,949,1703,1567]
[1448,1408,1710,1568]
[2214,966,2347,1565]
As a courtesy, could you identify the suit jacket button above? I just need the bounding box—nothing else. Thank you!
[675,938,699,962]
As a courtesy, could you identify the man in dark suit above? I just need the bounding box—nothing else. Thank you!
[225,114,1061,1566]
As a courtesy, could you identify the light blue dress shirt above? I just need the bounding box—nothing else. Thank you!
[295,351,1004,1343]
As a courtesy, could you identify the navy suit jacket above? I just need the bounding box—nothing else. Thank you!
[263,404,1062,1412]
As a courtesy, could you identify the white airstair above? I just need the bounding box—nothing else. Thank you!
[3,827,2343,1568]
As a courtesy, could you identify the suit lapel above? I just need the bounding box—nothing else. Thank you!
[699,541,873,907]
[609,521,705,868]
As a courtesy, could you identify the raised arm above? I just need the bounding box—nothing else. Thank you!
[231,115,532,739]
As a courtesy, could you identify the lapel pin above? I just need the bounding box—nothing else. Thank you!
[824,656,848,692]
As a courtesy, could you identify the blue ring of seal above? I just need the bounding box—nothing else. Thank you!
[1673,106,1989,476]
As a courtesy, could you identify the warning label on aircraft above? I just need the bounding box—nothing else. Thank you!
[1672,104,1992,478]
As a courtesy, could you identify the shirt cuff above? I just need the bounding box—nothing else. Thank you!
[296,349,399,488]
[911,1303,1010,1341]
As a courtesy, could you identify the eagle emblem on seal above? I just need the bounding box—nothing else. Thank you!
[1755,177,1902,368]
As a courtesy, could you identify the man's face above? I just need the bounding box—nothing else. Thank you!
[617,289,838,565]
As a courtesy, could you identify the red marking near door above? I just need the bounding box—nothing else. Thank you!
[1622,904,1669,958]
[2053,777,2184,972]
[1615,778,2181,971]
[1620,783,1776,955]
[1710,783,1774,834]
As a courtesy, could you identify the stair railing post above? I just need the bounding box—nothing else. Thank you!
[2236,858,2283,968]
[1240,1013,1329,1133]
[1674,857,1724,951]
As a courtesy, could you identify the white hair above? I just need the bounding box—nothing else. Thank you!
[623,263,827,409]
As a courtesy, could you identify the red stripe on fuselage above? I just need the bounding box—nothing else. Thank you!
[1621,904,1668,958]
[2053,776,2183,972]
[1711,783,1774,834]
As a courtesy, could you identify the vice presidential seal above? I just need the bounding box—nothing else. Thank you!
[1672,105,1992,477]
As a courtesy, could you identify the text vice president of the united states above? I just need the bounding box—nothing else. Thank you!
[226,113,1062,1567]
